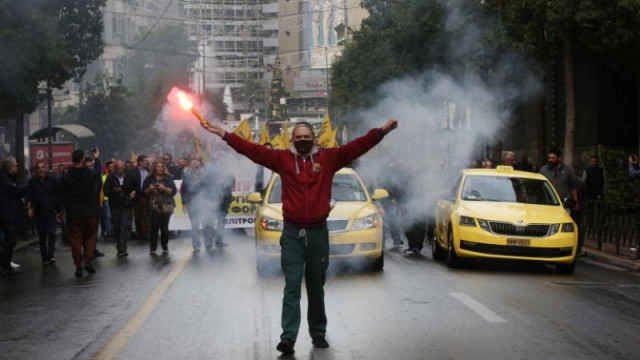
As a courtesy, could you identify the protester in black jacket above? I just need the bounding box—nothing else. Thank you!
[26,161,59,264]
[104,160,137,257]
[58,148,102,277]
[0,157,27,276]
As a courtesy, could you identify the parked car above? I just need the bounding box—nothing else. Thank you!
[433,166,578,273]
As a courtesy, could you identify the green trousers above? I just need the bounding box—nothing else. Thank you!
[280,226,330,341]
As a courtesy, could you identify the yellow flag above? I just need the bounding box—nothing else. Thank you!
[259,124,270,145]
[317,111,333,147]
[282,123,290,150]
[271,134,283,149]
[131,151,138,162]
[233,118,254,142]
[194,137,209,163]
[327,127,340,148]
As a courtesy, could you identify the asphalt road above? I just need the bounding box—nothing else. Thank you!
[1,231,639,360]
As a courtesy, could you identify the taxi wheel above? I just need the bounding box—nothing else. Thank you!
[446,228,459,268]
[556,260,576,274]
[432,233,446,261]
[371,252,384,271]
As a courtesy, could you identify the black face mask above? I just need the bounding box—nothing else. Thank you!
[294,140,313,155]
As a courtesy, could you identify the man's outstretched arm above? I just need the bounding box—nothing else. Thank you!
[201,122,279,171]
[331,118,398,171]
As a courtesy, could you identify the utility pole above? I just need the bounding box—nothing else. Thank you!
[325,46,330,113]
[47,80,53,172]
[202,38,206,95]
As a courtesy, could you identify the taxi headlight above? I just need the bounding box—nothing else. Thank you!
[477,218,490,232]
[261,216,283,231]
[353,214,379,230]
[548,224,560,235]
[459,216,476,227]
[561,223,574,232]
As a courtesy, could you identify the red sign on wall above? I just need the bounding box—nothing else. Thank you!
[30,143,75,169]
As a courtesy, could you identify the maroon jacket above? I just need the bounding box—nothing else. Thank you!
[225,128,385,225]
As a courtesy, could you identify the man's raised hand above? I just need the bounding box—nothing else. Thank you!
[201,122,226,138]
[382,118,398,135]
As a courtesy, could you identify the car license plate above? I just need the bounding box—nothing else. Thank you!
[507,238,531,246]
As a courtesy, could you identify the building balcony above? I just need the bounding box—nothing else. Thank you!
[263,37,278,47]
[263,19,278,31]
[262,3,277,14]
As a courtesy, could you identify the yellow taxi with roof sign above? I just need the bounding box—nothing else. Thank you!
[247,167,388,272]
[433,165,578,273]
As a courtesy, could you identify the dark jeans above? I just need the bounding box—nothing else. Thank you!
[34,210,57,261]
[100,199,113,236]
[150,211,171,251]
[188,210,214,249]
[213,208,227,245]
[0,222,22,271]
[404,220,427,251]
[111,206,132,253]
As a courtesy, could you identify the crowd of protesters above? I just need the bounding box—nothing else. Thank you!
[0,148,233,277]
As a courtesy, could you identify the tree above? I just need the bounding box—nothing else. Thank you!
[120,23,197,134]
[0,0,104,177]
[78,73,141,160]
[266,55,289,122]
[492,0,640,165]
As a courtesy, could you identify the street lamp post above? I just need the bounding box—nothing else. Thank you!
[325,46,330,114]
[46,80,53,172]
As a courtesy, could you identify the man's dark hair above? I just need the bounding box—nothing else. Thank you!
[72,150,85,164]
[548,148,562,157]
[137,155,146,163]
[163,153,172,160]
[105,160,114,167]
[591,155,599,161]
[125,160,133,166]
[264,142,272,147]
[84,156,94,164]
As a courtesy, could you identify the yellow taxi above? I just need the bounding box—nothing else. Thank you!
[433,166,578,273]
[248,168,388,272]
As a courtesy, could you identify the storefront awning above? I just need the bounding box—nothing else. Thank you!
[29,124,95,141]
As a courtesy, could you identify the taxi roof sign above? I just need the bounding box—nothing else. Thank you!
[496,165,514,172]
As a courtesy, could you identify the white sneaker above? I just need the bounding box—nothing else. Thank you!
[11,261,21,269]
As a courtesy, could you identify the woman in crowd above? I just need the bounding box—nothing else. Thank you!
[142,160,177,255]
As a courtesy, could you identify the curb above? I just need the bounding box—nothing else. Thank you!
[15,239,39,252]
[583,248,640,271]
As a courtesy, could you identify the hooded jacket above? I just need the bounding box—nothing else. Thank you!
[0,172,27,223]
[59,159,102,221]
[224,128,384,225]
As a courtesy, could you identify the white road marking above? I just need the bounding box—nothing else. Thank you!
[449,292,507,323]
[580,258,627,271]
[92,252,192,359]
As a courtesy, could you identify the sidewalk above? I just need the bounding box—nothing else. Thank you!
[582,238,640,271]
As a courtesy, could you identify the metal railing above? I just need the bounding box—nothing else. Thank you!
[581,200,640,258]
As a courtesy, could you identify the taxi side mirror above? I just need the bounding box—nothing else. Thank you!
[247,192,263,204]
[439,191,454,202]
[562,197,576,209]
[372,189,389,200]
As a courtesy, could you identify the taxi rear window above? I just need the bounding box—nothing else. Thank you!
[461,175,560,205]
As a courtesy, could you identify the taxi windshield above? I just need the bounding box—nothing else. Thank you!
[461,175,560,205]
[267,174,367,204]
